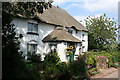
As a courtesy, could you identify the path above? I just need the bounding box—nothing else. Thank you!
[91,67,119,78]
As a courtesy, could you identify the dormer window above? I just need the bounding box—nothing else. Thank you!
[28,22,38,33]
[68,28,73,34]
[82,34,85,38]
[82,34,85,39]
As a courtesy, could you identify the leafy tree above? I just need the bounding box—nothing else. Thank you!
[2,2,52,79]
[117,43,120,51]
[85,14,117,51]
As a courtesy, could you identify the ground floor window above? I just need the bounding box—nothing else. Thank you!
[27,43,37,54]
[49,44,57,53]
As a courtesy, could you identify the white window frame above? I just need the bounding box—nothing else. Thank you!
[27,41,38,54]
[28,22,38,33]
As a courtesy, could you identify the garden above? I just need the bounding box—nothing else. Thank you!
[24,43,120,80]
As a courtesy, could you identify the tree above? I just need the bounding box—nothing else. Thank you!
[2,2,52,79]
[85,14,117,51]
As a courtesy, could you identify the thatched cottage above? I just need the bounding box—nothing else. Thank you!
[12,6,88,62]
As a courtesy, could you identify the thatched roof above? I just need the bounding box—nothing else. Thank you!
[42,27,82,43]
[36,6,88,32]
[14,6,88,32]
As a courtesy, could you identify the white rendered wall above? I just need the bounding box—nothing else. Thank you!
[72,30,88,52]
[12,18,88,62]
[12,18,54,60]
[57,42,67,62]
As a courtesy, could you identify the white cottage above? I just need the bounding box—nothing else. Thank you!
[12,6,88,62]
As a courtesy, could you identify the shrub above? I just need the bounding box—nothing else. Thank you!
[57,65,72,80]
[44,52,60,65]
[85,52,98,69]
[24,63,41,80]
[27,52,41,63]
[117,43,120,51]
[42,52,62,79]
[42,63,60,79]
[88,67,100,76]
[69,54,88,78]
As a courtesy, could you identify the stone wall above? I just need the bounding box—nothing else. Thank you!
[97,56,108,70]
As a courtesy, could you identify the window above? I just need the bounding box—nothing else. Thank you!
[82,34,85,38]
[54,26,57,29]
[28,23,38,33]
[49,44,57,52]
[82,46,85,52]
[68,29,73,34]
[76,30,78,34]
[27,41,37,54]
[82,40,85,42]
[27,44,37,54]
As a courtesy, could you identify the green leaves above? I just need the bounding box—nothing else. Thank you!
[2,2,52,18]
[85,14,117,51]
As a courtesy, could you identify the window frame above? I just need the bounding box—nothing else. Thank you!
[27,41,38,54]
[28,22,38,33]
[68,28,73,34]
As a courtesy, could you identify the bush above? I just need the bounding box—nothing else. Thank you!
[24,63,41,80]
[85,53,97,69]
[88,67,100,76]
[42,63,60,79]
[42,52,62,79]
[58,54,89,79]
[57,65,72,80]
[27,52,41,63]
[117,43,120,51]
[44,52,60,65]
[71,54,88,78]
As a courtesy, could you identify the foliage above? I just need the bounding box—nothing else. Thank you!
[117,43,120,51]
[58,54,89,80]
[42,63,60,79]
[87,51,119,68]
[85,14,117,51]
[44,52,60,65]
[41,52,62,79]
[88,67,100,76]
[2,17,25,79]
[85,53,97,69]
[57,64,72,80]
[2,2,52,79]
[24,63,41,80]
[70,54,88,78]
[65,46,76,55]
[27,52,41,63]
[2,2,52,18]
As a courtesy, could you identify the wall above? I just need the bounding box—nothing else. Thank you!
[72,29,88,53]
[13,18,54,60]
[12,18,88,62]
[57,42,68,62]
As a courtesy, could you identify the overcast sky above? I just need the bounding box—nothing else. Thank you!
[52,0,119,26]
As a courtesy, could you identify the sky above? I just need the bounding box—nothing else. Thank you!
[52,0,119,26]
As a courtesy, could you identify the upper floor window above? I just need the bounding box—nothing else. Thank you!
[76,30,78,34]
[28,23,38,33]
[68,29,73,34]
[82,34,85,39]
